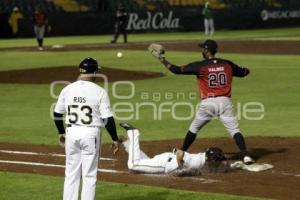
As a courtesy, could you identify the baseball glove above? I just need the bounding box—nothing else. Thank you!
[148,43,165,62]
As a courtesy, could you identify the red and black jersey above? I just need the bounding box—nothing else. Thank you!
[33,11,47,26]
[168,58,249,99]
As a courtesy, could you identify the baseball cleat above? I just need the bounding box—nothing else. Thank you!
[175,149,185,168]
[119,122,136,131]
[243,156,255,165]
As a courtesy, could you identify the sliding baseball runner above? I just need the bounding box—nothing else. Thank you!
[120,122,229,176]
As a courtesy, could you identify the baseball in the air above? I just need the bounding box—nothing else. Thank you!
[117,52,123,58]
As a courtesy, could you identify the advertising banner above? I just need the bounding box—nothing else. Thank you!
[2,8,300,38]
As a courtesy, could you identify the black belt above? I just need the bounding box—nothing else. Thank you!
[67,124,99,128]
[202,95,230,100]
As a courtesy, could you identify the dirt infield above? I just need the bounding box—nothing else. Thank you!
[0,137,299,200]
[1,39,299,199]
[1,39,297,84]
[0,66,164,84]
[1,40,300,55]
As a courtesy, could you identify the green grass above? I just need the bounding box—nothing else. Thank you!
[0,28,298,200]
[0,27,299,48]
[0,51,299,144]
[0,172,265,200]
[0,50,161,71]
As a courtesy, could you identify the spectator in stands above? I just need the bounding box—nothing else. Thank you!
[111,4,129,44]
[33,7,48,50]
[8,7,23,37]
[202,2,214,36]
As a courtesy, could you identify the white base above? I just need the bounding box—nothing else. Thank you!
[231,161,274,172]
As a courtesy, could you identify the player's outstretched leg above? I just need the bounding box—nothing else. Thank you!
[120,123,167,174]
[233,132,254,164]
[120,122,136,131]
[182,131,197,151]
[119,122,142,169]
[123,32,127,43]
[111,31,119,44]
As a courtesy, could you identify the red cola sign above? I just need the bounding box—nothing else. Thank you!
[126,11,180,31]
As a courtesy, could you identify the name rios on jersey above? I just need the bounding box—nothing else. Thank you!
[74,97,86,103]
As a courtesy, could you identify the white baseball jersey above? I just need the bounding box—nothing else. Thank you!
[124,129,206,175]
[54,80,113,200]
[54,80,113,128]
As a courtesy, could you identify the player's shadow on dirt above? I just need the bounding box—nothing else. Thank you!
[226,148,287,161]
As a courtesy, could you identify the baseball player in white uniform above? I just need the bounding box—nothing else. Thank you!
[53,58,121,200]
[120,123,229,176]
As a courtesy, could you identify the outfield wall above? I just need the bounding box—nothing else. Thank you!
[1,8,300,38]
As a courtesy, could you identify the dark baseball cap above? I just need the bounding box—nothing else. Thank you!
[198,39,218,52]
[79,57,101,73]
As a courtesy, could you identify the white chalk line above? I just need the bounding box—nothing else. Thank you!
[0,159,221,183]
[0,150,65,157]
[277,171,300,178]
[142,173,221,183]
[0,150,116,161]
[3,150,298,181]
[0,160,122,174]
[182,177,221,183]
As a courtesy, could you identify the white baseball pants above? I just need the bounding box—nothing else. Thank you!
[126,129,179,174]
[34,25,45,39]
[124,129,206,175]
[204,18,214,35]
[189,97,240,137]
[63,127,100,200]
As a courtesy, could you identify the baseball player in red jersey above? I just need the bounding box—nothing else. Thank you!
[33,7,48,50]
[160,39,254,164]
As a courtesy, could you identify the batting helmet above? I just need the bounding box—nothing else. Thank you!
[205,147,227,162]
[79,57,101,73]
